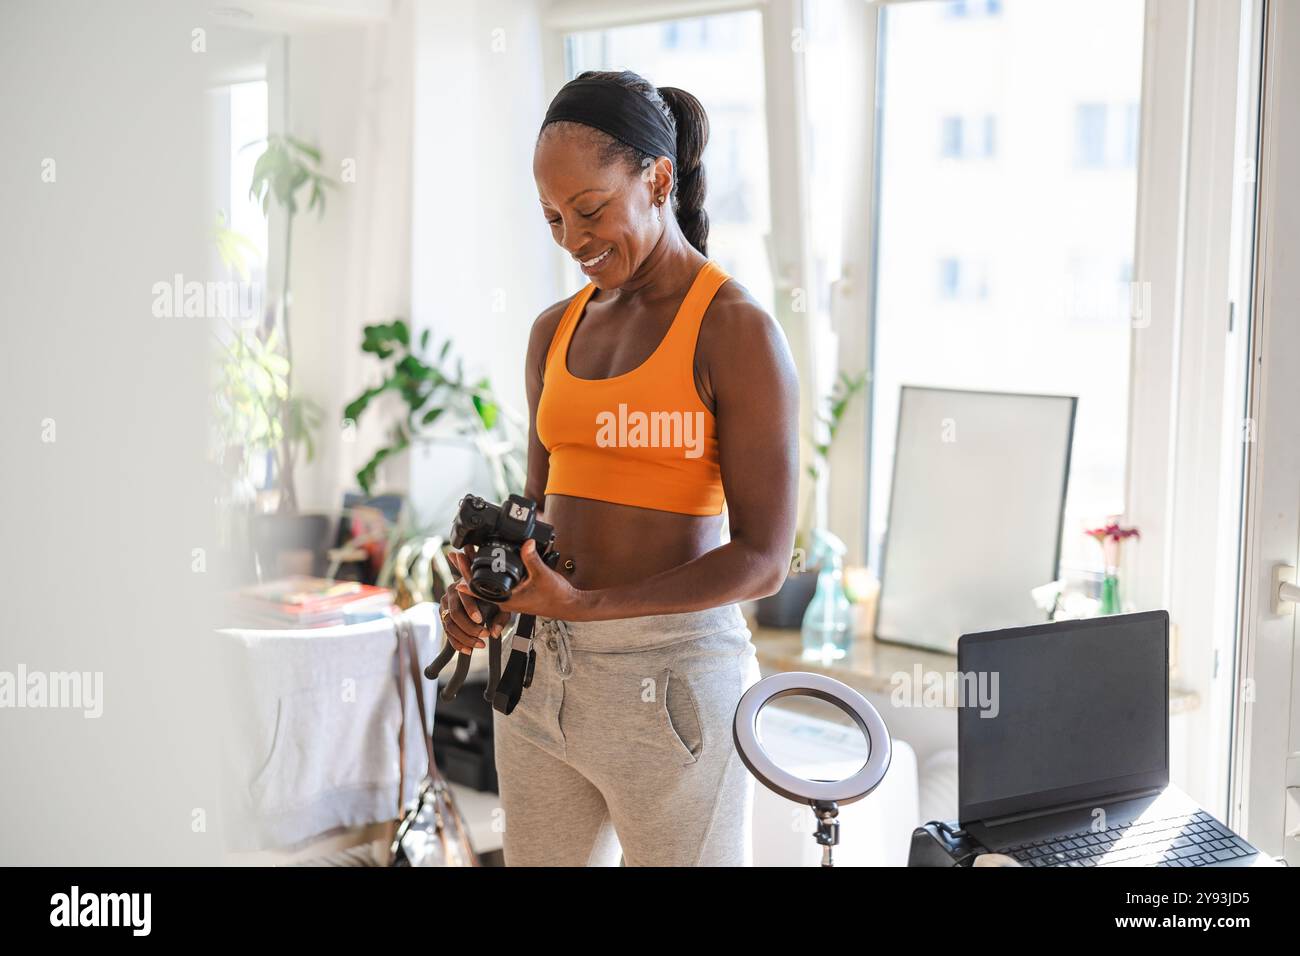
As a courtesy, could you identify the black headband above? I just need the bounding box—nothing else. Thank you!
[541,77,678,168]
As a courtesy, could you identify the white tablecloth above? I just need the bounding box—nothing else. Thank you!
[213,602,439,851]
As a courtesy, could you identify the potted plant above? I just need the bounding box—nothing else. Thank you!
[210,133,334,581]
[342,323,528,601]
[756,370,867,628]
[245,133,335,514]
[343,322,527,568]
[210,210,327,575]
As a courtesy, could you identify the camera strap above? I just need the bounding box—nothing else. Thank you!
[491,613,538,715]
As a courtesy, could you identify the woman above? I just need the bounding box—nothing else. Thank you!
[438,70,799,866]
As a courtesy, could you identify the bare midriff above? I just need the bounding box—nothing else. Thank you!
[541,494,726,592]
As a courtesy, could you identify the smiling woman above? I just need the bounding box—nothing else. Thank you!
[432,69,799,867]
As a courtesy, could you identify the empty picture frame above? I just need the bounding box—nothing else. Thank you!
[874,386,1077,654]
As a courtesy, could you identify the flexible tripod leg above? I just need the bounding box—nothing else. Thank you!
[424,599,500,702]
[424,639,456,682]
[424,638,475,701]
[439,650,473,701]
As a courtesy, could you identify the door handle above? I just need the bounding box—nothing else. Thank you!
[1273,564,1300,615]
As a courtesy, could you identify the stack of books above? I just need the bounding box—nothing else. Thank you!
[230,576,396,629]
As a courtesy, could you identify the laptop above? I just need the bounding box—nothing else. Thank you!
[956,610,1269,867]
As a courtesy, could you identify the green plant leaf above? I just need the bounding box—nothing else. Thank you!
[343,380,393,423]
[248,146,274,204]
[474,399,498,430]
[355,430,409,496]
[264,352,290,377]
[251,364,274,399]
[286,135,322,162]
[348,320,526,499]
[362,322,404,359]
[396,353,439,384]
[212,216,261,281]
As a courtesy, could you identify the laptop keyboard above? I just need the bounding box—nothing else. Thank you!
[999,810,1257,867]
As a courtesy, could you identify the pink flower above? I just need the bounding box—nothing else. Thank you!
[1085,517,1140,571]
[1084,520,1141,542]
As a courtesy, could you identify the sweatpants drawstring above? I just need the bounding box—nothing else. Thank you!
[541,618,573,679]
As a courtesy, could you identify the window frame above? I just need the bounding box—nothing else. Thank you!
[1233,0,1300,860]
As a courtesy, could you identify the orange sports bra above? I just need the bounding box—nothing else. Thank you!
[536,259,731,516]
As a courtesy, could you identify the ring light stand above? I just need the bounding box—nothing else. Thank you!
[732,672,892,867]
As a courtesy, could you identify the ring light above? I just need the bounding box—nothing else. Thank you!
[732,672,892,865]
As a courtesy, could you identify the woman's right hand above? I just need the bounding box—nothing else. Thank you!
[439,546,503,654]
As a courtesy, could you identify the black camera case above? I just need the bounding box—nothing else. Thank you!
[908,820,989,866]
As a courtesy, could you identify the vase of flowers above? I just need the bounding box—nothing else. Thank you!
[1085,518,1140,615]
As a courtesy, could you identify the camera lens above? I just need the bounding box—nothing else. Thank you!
[469,542,525,603]
[472,577,510,601]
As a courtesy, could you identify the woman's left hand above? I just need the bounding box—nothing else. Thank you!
[454,538,584,621]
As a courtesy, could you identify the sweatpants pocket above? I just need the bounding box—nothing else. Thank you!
[659,668,702,766]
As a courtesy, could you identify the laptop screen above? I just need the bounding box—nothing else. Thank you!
[957,610,1169,823]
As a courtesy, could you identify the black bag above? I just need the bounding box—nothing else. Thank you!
[390,614,479,867]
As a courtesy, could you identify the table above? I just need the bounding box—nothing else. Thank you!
[747,620,1201,715]
[213,603,439,852]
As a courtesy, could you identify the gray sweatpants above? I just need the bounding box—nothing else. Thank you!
[492,603,762,866]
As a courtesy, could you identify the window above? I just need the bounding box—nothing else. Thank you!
[1074,101,1141,169]
[225,80,269,282]
[1075,103,1109,167]
[940,116,964,157]
[937,256,989,301]
[661,16,744,51]
[564,11,773,311]
[212,78,271,488]
[1123,102,1140,166]
[939,114,996,159]
[804,0,850,321]
[869,0,1145,576]
[946,0,1003,19]
[939,257,961,298]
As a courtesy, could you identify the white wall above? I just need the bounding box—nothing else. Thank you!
[0,0,227,864]
[407,0,559,528]
[284,6,415,514]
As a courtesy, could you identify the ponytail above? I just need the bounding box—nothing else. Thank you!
[656,85,710,257]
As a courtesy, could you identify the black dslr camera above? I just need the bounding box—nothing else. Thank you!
[450,493,558,603]
[426,494,562,715]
